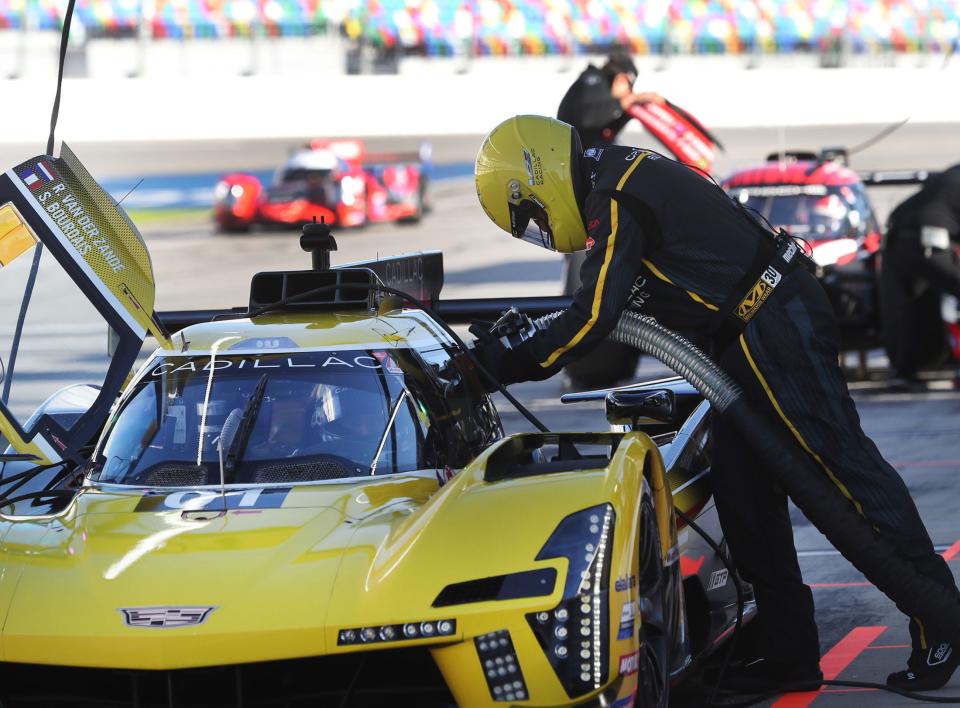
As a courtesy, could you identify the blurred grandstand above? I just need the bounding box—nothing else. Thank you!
[0,0,957,56]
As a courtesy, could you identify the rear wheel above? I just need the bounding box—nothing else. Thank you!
[636,492,670,707]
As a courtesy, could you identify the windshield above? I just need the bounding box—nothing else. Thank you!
[731,185,863,240]
[93,349,437,486]
[269,168,340,204]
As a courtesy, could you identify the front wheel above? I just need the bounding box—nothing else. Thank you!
[636,491,670,707]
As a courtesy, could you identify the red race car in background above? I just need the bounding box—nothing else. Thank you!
[214,139,428,233]
[723,150,885,354]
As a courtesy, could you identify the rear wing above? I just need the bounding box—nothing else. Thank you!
[859,170,940,187]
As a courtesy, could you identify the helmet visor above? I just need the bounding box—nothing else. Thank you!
[509,199,555,251]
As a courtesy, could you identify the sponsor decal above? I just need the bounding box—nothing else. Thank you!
[17,160,59,191]
[587,218,601,231]
[150,353,391,378]
[584,147,605,161]
[781,240,798,264]
[619,650,640,675]
[135,487,291,512]
[617,601,636,640]
[929,643,953,666]
[521,148,544,186]
[614,575,637,592]
[736,266,782,323]
[120,606,216,628]
[627,276,651,310]
[625,148,648,162]
[585,236,595,251]
[707,568,729,591]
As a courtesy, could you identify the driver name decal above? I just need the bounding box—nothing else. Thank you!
[36,185,125,272]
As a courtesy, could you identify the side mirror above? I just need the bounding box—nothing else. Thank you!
[605,389,675,427]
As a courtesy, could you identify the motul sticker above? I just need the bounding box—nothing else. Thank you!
[619,651,640,675]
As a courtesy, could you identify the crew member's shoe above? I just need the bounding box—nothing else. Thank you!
[887,640,960,691]
[718,657,823,693]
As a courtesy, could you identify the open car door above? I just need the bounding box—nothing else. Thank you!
[0,144,170,465]
[627,100,724,175]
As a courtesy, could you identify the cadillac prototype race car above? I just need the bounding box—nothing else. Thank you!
[213,138,429,233]
[0,148,752,707]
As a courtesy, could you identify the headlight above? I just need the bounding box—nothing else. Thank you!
[526,504,614,699]
[337,618,456,646]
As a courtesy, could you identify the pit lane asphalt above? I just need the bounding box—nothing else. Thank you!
[1,123,959,706]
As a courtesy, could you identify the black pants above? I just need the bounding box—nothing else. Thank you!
[711,269,958,664]
[880,228,959,378]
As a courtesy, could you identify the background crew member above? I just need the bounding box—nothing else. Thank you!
[881,165,960,385]
[557,50,664,149]
[472,115,960,691]
[558,50,663,388]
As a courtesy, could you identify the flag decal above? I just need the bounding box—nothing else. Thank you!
[17,160,59,191]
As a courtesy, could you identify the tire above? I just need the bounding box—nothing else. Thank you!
[636,491,670,708]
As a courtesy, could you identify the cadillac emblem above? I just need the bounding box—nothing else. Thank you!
[120,606,216,628]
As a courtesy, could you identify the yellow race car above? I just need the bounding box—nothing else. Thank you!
[0,148,753,707]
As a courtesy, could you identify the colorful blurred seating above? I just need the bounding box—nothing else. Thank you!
[0,0,957,53]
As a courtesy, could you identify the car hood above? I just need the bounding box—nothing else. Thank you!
[0,474,442,669]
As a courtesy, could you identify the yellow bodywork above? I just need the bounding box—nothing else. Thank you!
[0,312,680,706]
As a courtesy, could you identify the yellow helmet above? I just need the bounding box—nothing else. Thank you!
[475,115,587,253]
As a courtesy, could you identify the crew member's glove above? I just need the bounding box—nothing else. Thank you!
[469,317,551,391]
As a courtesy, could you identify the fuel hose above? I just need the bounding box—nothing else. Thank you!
[534,310,960,639]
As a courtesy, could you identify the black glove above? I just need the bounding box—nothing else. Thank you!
[469,322,551,391]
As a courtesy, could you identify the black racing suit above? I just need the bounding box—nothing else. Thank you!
[557,64,630,149]
[881,165,960,378]
[503,146,960,666]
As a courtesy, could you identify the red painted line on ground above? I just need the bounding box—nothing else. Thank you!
[770,626,887,708]
[941,540,960,561]
[810,582,871,588]
[866,644,910,650]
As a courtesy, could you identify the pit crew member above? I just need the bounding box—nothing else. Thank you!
[880,164,960,384]
[471,116,960,691]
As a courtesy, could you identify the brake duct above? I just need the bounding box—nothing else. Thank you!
[535,310,960,636]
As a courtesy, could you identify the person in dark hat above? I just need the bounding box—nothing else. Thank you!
[557,50,664,150]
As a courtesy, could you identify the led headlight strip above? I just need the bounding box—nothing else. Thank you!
[337,619,456,646]
[475,629,529,702]
[525,504,615,699]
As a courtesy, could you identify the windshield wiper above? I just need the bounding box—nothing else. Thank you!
[221,374,268,477]
[369,390,408,476]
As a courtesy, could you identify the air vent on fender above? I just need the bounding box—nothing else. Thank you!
[248,268,375,313]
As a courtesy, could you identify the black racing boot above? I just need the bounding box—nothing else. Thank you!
[887,620,960,691]
[718,657,823,693]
